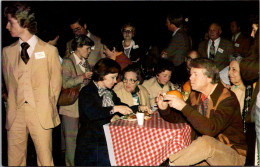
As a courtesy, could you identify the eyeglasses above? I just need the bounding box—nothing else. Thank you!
[122,30,133,34]
[123,78,138,84]
[72,26,83,33]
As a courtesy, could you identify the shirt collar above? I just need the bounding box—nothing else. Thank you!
[86,30,91,38]
[73,52,83,65]
[234,32,241,42]
[172,28,181,36]
[210,37,220,46]
[19,35,37,49]
[122,40,135,49]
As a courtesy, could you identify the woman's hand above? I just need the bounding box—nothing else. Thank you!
[138,105,153,114]
[113,105,133,115]
[156,92,168,110]
[84,72,93,79]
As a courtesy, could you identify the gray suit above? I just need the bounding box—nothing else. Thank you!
[198,38,234,71]
[165,29,190,66]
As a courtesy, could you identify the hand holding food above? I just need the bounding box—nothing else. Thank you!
[163,90,187,111]
[113,105,133,115]
[138,105,153,114]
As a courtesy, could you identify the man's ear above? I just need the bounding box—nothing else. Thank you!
[84,24,87,30]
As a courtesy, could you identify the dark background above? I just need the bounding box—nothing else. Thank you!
[2,1,259,56]
[1,0,259,166]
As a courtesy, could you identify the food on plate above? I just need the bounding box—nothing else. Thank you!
[122,113,137,121]
[166,90,183,100]
[110,115,121,122]
[144,115,152,120]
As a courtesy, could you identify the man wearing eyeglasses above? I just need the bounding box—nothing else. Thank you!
[65,16,105,67]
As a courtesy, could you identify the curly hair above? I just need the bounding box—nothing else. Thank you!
[4,2,37,34]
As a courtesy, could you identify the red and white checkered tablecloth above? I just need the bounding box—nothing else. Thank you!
[104,111,191,166]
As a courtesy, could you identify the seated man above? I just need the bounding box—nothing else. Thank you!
[157,58,247,166]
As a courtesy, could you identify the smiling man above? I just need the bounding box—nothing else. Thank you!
[2,2,62,166]
[157,58,247,166]
[198,23,234,71]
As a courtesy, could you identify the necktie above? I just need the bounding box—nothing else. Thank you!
[209,40,215,60]
[21,42,30,64]
[80,59,92,72]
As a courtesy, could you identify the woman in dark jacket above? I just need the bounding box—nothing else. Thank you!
[74,58,133,166]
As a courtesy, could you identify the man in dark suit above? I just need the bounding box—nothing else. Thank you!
[161,13,190,84]
[198,23,234,71]
[230,20,251,57]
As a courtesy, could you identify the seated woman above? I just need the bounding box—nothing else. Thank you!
[113,64,152,113]
[228,55,245,115]
[102,36,132,70]
[142,58,180,110]
[74,58,133,166]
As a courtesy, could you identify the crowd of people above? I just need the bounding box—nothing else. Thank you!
[2,1,259,166]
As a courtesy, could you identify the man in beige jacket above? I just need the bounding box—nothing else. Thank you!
[2,2,62,166]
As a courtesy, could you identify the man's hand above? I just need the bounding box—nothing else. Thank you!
[163,94,187,111]
[156,92,168,110]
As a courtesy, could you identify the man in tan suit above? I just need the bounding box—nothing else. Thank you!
[2,2,62,166]
[65,16,105,67]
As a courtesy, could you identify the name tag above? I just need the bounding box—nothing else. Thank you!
[35,52,46,59]
[235,43,240,47]
[218,48,224,53]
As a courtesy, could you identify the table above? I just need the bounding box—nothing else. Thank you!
[103,111,191,166]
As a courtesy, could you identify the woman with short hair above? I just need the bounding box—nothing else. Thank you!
[59,35,94,166]
[75,58,132,166]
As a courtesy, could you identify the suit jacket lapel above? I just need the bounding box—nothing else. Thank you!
[12,41,20,83]
[69,54,84,75]
[206,40,210,57]
[31,37,43,74]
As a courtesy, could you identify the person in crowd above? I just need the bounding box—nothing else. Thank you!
[182,50,200,83]
[59,35,94,166]
[230,19,251,57]
[161,13,190,84]
[113,64,151,113]
[65,16,104,66]
[198,22,234,71]
[250,20,258,39]
[228,55,245,114]
[38,26,63,64]
[2,2,62,166]
[157,58,247,166]
[74,58,133,166]
[142,58,180,110]
[240,23,259,165]
[121,23,146,63]
[102,36,132,70]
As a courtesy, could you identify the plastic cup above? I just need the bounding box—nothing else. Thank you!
[136,112,144,126]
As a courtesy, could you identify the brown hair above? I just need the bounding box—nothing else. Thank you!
[190,58,220,84]
[4,2,37,34]
[92,58,121,82]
